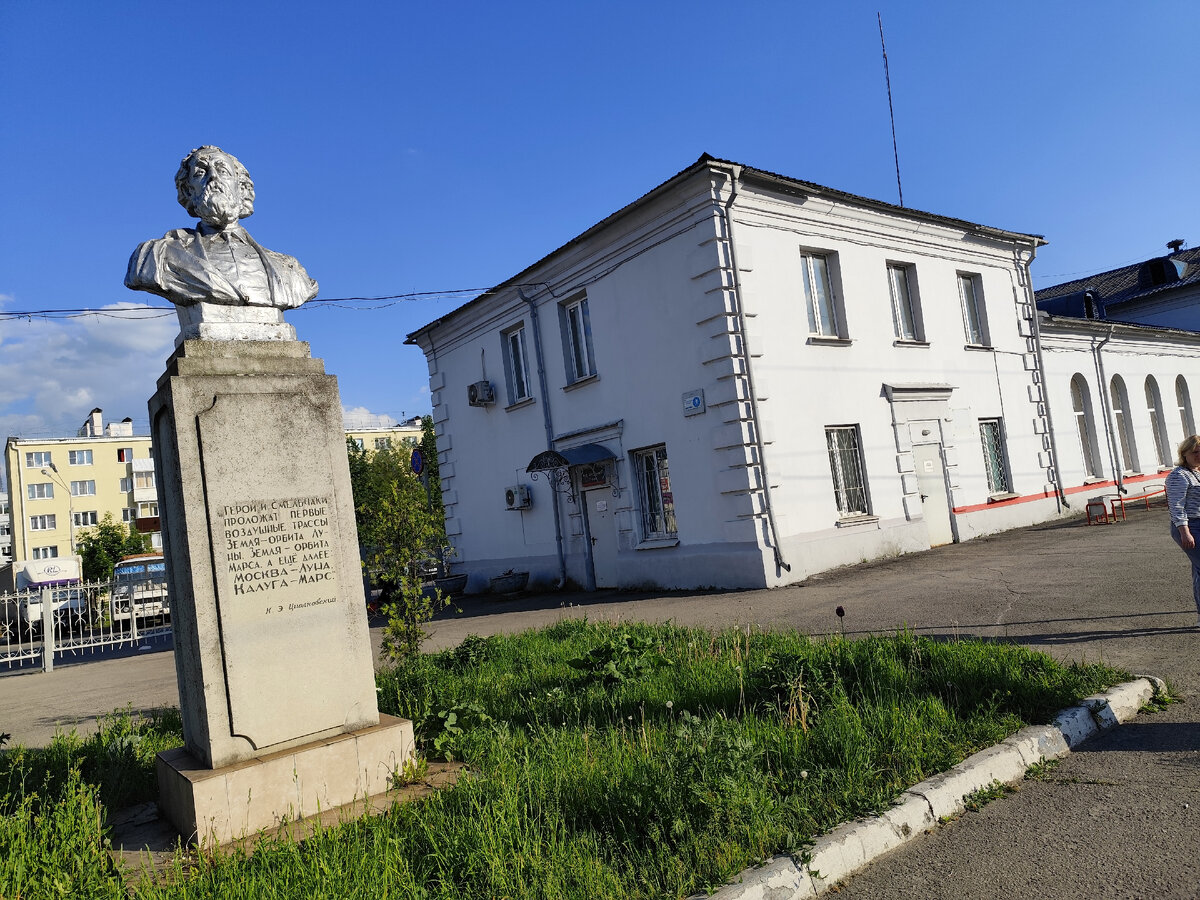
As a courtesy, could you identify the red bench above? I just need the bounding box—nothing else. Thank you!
[1109,486,1165,521]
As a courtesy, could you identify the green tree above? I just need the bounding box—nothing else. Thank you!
[347,436,449,663]
[76,513,151,581]
[419,415,443,522]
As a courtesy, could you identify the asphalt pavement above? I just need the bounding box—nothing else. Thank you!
[3,501,1199,897]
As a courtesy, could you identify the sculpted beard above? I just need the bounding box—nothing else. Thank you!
[193,179,242,227]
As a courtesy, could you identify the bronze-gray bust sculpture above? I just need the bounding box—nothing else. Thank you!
[125,146,318,343]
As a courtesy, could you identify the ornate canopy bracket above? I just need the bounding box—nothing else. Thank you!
[526,443,620,505]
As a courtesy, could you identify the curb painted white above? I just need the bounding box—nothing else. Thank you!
[704,677,1162,900]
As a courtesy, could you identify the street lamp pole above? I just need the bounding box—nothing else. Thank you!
[41,464,75,554]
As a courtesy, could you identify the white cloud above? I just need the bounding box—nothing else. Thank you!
[342,406,398,429]
[0,302,176,440]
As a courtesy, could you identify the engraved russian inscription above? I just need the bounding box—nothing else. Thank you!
[216,496,337,608]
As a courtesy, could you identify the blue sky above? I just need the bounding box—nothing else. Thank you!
[1,1,1194,444]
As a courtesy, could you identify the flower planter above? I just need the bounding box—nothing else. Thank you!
[488,572,529,595]
[434,573,469,597]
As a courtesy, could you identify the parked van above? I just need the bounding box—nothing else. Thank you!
[109,553,169,624]
[0,556,89,630]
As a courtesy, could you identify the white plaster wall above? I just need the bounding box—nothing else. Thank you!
[418,170,777,591]
[413,163,1055,592]
[730,181,1050,574]
[1040,321,1200,503]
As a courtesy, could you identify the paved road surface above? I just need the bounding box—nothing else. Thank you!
[3,503,1198,896]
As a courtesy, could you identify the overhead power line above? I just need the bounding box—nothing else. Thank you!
[0,288,503,323]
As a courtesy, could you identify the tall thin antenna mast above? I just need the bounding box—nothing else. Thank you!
[878,12,904,207]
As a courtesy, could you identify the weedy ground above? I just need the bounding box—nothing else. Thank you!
[0,620,1129,899]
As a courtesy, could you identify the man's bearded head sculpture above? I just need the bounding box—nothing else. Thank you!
[174,146,256,228]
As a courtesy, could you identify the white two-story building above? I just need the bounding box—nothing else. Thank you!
[407,155,1059,592]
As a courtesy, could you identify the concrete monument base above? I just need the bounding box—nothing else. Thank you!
[150,340,380,770]
[156,713,415,847]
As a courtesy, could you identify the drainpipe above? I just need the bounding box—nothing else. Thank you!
[1093,324,1127,494]
[716,166,790,575]
[1018,250,1068,510]
[518,287,568,589]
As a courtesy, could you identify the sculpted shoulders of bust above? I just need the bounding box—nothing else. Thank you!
[126,226,318,308]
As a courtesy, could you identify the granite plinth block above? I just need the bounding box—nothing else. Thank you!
[149,339,379,769]
[157,714,415,847]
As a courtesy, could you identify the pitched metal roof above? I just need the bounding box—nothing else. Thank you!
[1035,246,1200,317]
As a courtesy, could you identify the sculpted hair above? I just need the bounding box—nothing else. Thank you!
[175,146,256,219]
[1178,434,1200,468]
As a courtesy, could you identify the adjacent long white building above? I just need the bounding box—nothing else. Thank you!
[407,156,1077,592]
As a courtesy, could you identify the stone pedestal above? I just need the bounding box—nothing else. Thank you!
[157,714,414,846]
[148,340,411,844]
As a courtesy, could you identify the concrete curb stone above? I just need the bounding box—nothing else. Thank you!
[703,677,1162,900]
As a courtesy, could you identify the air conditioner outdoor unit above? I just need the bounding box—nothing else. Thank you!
[467,380,495,406]
[505,484,532,510]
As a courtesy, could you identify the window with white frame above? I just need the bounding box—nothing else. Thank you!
[25,451,52,468]
[119,476,133,492]
[1070,374,1102,478]
[887,264,922,341]
[134,471,155,490]
[560,295,596,384]
[800,251,840,337]
[1177,375,1195,437]
[825,426,871,517]
[117,447,134,462]
[502,324,532,404]
[1145,376,1171,467]
[27,483,53,500]
[958,273,989,346]
[122,507,137,523]
[68,449,93,465]
[374,437,390,449]
[30,514,56,531]
[139,501,159,517]
[1110,375,1138,473]
[633,445,678,539]
[978,419,1011,494]
[73,511,99,527]
[32,546,58,560]
[350,438,364,451]
[0,524,9,537]
[0,500,7,514]
[70,480,96,496]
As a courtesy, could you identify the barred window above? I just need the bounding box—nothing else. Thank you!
[633,445,678,539]
[979,419,1011,494]
[825,426,870,517]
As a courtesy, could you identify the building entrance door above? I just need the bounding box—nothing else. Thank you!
[912,443,954,547]
[583,488,618,588]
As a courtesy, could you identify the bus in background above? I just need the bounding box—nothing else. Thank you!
[110,553,169,624]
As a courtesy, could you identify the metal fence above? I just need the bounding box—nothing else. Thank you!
[0,577,172,672]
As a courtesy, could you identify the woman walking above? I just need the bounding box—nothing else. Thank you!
[1167,434,1200,627]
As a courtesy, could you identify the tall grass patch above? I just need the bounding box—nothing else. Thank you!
[1,622,1127,899]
